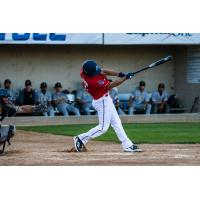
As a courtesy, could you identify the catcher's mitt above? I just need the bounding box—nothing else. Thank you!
[4,101,18,117]
[0,101,18,121]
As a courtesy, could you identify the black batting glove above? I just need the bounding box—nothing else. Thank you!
[125,73,133,80]
[118,72,126,78]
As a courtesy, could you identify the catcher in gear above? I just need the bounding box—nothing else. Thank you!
[0,89,47,155]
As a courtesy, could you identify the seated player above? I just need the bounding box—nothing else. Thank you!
[36,82,55,117]
[76,82,93,115]
[129,81,151,115]
[18,80,37,106]
[4,79,19,104]
[151,83,170,114]
[109,80,125,115]
[52,82,80,116]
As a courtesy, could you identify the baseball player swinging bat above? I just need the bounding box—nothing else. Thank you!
[73,56,173,153]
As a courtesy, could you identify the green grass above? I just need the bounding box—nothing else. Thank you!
[18,123,200,144]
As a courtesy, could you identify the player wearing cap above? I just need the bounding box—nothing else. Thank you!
[4,79,19,104]
[52,82,80,116]
[36,82,55,117]
[129,81,152,115]
[18,80,37,106]
[73,60,142,152]
[151,83,169,114]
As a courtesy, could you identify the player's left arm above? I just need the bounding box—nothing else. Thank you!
[101,68,120,76]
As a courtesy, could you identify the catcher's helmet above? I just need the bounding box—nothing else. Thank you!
[82,60,101,76]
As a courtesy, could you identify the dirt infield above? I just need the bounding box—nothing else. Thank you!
[0,130,200,166]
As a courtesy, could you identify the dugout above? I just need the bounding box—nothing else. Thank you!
[0,36,200,112]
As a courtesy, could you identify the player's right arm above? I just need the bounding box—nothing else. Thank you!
[107,72,132,90]
[107,77,127,90]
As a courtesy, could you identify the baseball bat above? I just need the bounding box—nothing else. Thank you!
[130,55,173,76]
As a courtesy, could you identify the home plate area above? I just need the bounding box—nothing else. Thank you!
[0,130,200,166]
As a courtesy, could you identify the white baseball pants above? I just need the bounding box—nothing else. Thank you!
[78,94,133,150]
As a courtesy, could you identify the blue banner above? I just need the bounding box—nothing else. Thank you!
[0,33,102,44]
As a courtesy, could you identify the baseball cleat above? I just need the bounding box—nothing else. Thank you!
[124,145,142,152]
[73,136,85,152]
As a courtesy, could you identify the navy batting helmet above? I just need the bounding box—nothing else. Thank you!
[82,60,101,76]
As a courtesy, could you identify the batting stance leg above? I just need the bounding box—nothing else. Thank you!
[110,101,133,149]
[77,95,133,150]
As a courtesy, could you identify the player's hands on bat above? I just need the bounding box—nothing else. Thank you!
[118,72,133,79]
[118,72,126,78]
[125,72,133,79]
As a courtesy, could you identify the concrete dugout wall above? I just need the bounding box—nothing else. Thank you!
[174,46,200,111]
[0,45,175,94]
